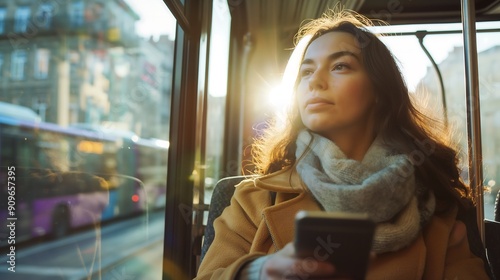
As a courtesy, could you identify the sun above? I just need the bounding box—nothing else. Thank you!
[266,35,313,124]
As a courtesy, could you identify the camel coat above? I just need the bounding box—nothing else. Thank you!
[195,167,489,279]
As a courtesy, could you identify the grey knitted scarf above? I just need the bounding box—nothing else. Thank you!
[295,130,435,253]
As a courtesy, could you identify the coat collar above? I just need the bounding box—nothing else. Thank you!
[253,166,305,193]
[252,166,322,249]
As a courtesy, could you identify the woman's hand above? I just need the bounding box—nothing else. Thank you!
[259,242,342,279]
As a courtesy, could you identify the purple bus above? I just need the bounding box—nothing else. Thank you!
[0,103,167,245]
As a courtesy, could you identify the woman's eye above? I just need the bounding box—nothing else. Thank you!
[332,63,349,71]
[300,69,313,77]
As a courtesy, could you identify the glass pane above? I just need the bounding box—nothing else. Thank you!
[375,21,500,220]
[477,29,500,220]
[204,0,231,204]
[14,6,30,33]
[0,1,175,279]
[0,7,6,34]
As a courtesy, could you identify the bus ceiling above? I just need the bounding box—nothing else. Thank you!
[229,0,500,76]
[234,0,500,27]
[230,0,500,44]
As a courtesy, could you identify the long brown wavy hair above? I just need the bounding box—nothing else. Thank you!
[252,9,473,211]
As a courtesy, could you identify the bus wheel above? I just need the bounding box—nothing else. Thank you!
[52,205,70,239]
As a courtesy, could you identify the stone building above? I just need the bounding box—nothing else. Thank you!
[0,0,174,140]
[418,45,500,196]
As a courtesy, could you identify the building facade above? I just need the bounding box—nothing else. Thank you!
[0,0,173,140]
[418,45,500,195]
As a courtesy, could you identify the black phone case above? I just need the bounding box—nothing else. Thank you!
[294,211,375,280]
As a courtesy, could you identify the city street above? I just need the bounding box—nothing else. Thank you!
[0,211,165,280]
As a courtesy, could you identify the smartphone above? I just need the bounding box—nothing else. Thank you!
[294,210,375,280]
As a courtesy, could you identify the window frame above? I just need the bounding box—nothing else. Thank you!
[163,0,208,279]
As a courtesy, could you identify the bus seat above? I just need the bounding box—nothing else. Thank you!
[462,204,497,279]
[200,176,245,263]
[486,220,500,279]
[485,190,500,279]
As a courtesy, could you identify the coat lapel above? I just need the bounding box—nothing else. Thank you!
[254,167,322,250]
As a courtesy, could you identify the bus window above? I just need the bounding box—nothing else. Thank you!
[372,21,500,221]
[0,0,174,279]
[203,0,231,213]
[187,0,233,270]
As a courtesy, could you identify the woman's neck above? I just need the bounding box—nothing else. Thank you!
[324,128,376,161]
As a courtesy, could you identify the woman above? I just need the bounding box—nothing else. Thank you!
[195,9,490,280]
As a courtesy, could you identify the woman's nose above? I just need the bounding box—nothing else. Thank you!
[308,69,328,91]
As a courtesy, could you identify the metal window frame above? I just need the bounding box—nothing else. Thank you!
[163,0,211,279]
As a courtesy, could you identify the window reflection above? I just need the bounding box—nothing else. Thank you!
[0,0,174,279]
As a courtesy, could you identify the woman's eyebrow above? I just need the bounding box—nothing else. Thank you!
[301,51,360,66]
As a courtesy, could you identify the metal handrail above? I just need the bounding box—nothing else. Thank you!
[415,31,448,128]
[461,0,485,243]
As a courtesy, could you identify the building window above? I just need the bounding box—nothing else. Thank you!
[15,6,31,33]
[0,8,6,34]
[36,3,54,29]
[0,53,4,78]
[34,49,50,79]
[11,50,27,80]
[69,0,85,28]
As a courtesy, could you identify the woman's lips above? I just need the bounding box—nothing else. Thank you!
[305,97,334,110]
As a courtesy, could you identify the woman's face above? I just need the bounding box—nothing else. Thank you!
[296,31,376,139]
